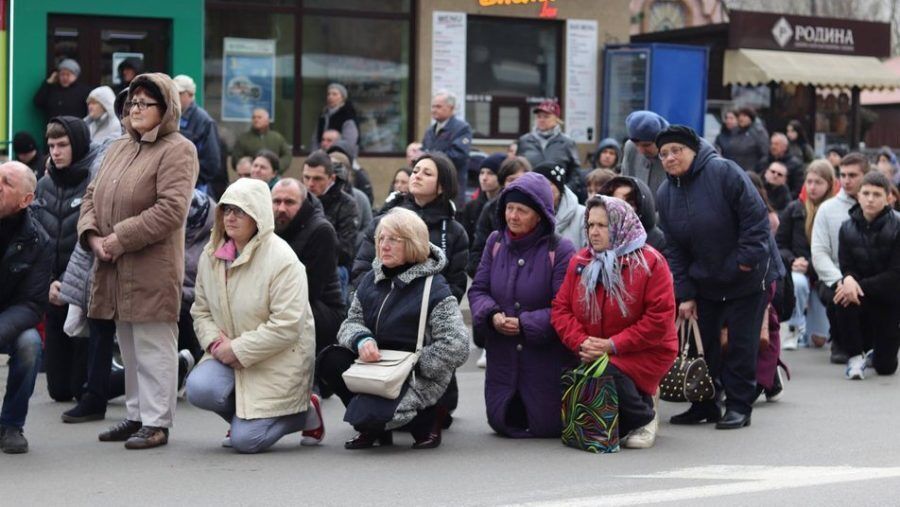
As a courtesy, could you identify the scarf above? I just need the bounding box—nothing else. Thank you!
[533,124,562,151]
[579,196,649,324]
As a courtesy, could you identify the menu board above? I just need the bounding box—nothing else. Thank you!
[565,20,598,143]
[432,11,467,121]
[603,49,649,143]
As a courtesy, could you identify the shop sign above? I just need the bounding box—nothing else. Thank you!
[478,0,558,19]
[729,10,890,57]
[221,37,276,122]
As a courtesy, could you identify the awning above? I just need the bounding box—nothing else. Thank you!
[723,49,900,91]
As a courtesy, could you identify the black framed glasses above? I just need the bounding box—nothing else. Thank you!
[124,100,160,111]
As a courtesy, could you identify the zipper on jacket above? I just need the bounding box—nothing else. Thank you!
[374,283,395,336]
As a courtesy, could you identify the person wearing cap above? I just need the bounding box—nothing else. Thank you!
[174,75,223,197]
[469,172,576,438]
[655,125,783,431]
[721,106,769,173]
[534,161,586,249]
[34,58,92,122]
[517,100,586,203]
[421,90,472,209]
[12,132,48,180]
[312,83,359,156]
[84,86,122,145]
[620,110,670,196]
[459,152,505,241]
[33,116,101,406]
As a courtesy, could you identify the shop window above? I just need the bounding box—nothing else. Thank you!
[302,0,410,13]
[300,15,410,153]
[205,11,296,152]
[465,16,561,139]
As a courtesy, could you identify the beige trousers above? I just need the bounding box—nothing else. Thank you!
[115,321,178,428]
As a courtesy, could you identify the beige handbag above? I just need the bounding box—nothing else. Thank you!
[341,275,433,400]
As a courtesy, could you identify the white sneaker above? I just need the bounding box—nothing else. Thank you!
[476,349,487,369]
[221,429,232,448]
[780,323,798,351]
[624,392,659,449]
[845,354,866,380]
[864,349,875,368]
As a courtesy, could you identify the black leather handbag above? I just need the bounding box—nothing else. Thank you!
[659,318,716,403]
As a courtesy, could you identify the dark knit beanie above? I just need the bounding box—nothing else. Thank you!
[480,153,506,175]
[12,132,38,154]
[655,125,701,153]
[533,161,567,194]
[503,188,542,216]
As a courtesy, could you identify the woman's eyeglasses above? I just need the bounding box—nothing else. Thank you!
[221,204,248,219]
[124,101,160,112]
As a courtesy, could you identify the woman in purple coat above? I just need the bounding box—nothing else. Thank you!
[469,172,576,437]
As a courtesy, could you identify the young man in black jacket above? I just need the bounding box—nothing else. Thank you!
[0,161,51,454]
[834,172,900,380]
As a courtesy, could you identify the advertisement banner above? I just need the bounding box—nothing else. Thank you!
[222,37,275,122]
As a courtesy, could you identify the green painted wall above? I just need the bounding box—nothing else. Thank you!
[8,0,203,148]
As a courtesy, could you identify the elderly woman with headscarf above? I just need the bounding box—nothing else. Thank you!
[186,178,324,453]
[551,195,677,449]
[313,83,359,154]
[469,172,576,438]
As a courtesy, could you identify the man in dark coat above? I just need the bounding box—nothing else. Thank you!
[174,75,223,197]
[655,125,784,430]
[33,116,100,404]
[12,132,48,180]
[0,162,51,454]
[761,161,793,212]
[459,152,504,241]
[421,90,472,209]
[33,59,92,122]
[755,133,804,198]
[273,178,346,357]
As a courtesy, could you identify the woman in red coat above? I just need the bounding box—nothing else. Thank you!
[551,195,677,449]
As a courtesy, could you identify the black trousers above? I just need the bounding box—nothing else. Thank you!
[317,345,442,435]
[44,304,89,402]
[833,299,900,375]
[83,318,116,408]
[694,290,768,415]
[605,364,655,436]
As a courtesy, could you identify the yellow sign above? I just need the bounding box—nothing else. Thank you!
[478,0,559,18]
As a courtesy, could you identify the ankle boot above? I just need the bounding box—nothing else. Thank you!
[344,431,393,450]
[412,406,448,449]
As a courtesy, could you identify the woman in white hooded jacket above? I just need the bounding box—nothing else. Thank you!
[83,86,122,144]
[534,162,586,249]
[186,177,324,453]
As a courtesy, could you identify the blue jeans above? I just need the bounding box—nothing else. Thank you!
[788,272,830,343]
[337,266,350,304]
[0,329,42,429]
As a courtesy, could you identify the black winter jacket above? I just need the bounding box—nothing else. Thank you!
[775,199,819,283]
[721,125,768,172]
[353,195,469,301]
[657,142,784,301]
[601,176,667,252]
[319,179,360,268]
[839,205,900,303]
[755,153,804,198]
[0,208,51,347]
[467,196,501,277]
[517,131,587,203]
[764,182,792,212]
[33,80,91,121]
[459,190,489,243]
[33,116,99,279]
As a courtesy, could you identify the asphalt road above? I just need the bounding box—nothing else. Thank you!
[3,344,899,506]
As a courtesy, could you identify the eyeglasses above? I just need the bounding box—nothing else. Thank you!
[767,169,787,178]
[377,235,404,246]
[125,101,160,111]
[658,146,685,160]
[221,204,248,219]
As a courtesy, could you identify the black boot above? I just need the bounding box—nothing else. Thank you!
[61,394,106,423]
[412,406,448,449]
[344,431,393,450]
[669,401,721,425]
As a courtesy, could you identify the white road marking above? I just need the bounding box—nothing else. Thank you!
[508,466,900,506]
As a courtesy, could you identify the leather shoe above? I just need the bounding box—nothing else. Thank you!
[124,426,169,449]
[412,406,447,449]
[344,431,393,450]
[99,419,142,442]
[669,404,721,425]
[715,410,751,429]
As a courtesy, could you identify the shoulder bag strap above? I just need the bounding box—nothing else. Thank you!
[414,275,435,353]
[688,316,705,357]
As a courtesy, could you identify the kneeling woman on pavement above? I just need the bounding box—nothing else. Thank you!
[186,178,324,453]
[468,172,576,437]
[551,195,677,449]
[319,208,469,449]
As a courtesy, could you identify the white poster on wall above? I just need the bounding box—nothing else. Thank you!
[565,19,598,143]
[432,11,467,121]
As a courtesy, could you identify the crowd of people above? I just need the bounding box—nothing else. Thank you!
[0,60,897,456]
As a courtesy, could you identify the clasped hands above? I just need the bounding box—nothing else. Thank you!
[579,336,613,363]
[834,276,864,307]
[492,312,521,336]
[210,330,243,369]
[87,232,125,263]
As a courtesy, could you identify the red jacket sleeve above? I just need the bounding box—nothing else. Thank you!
[551,254,590,352]
[608,252,677,355]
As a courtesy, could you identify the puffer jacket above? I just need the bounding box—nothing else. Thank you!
[518,129,586,202]
[78,73,199,322]
[33,116,100,279]
[466,196,501,277]
[722,125,769,172]
[83,86,122,144]
[468,172,576,437]
[191,178,315,419]
[776,199,818,283]
[656,141,784,301]
[838,204,900,303]
[59,243,93,309]
[0,208,51,347]
[319,178,360,269]
[338,245,470,429]
[353,195,469,301]
[601,176,666,251]
[182,190,216,305]
[555,186,586,249]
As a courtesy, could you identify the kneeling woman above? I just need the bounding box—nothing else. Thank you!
[551,196,677,449]
[186,178,324,453]
[319,208,469,449]
[468,172,576,437]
